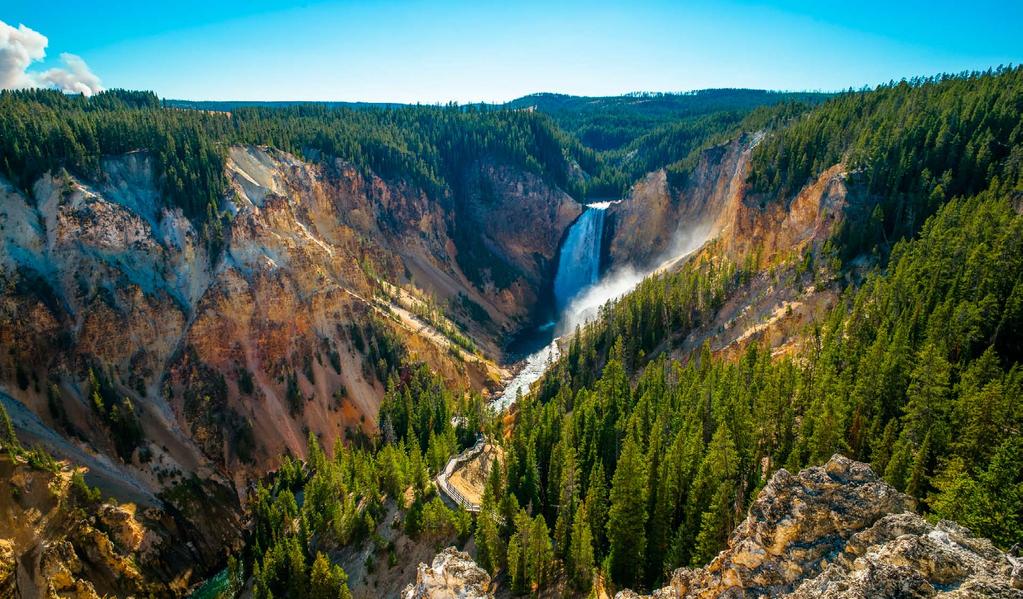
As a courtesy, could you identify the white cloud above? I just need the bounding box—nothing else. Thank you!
[37,53,103,96]
[0,20,102,96]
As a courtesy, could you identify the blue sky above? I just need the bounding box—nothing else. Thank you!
[5,0,1022,102]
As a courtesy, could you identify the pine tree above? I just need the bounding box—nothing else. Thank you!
[606,432,648,588]
[507,533,525,594]
[643,412,667,584]
[569,502,595,591]
[686,424,739,566]
[528,515,554,589]
[927,457,985,532]
[691,481,733,565]
[0,402,19,452]
[901,342,951,449]
[520,444,542,513]
[905,431,932,499]
[979,437,1023,547]
[309,553,353,599]
[884,435,914,492]
[586,461,609,556]
[553,439,579,559]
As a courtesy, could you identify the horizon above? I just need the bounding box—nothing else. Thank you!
[3,1,1022,103]
[165,88,837,104]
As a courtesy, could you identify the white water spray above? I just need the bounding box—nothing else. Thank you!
[494,201,714,410]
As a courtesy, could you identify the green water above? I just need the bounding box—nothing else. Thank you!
[188,568,230,599]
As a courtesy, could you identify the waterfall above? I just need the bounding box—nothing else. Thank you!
[494,202,609,409]
[553,204,608,312]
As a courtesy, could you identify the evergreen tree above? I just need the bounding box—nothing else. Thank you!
[927,457,986,533]
[606,432,648,589]
[586,461,609,556]
[688,425,740,565]
[309,553,353,599]
[569,502,595,591]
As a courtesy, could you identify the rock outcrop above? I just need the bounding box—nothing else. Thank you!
[604,133,759,273]
[0,453,192,598]
[401,547,492,599]
[617,455,1023,598]
[0,538,14,598]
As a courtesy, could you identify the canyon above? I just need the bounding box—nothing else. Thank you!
[0,123,867,595]
[0,143,584,591]
[1,70,1021,598]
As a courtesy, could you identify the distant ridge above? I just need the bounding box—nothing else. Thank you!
[164,99,406,111]
[166,88,830,113]
[166,88,832,154]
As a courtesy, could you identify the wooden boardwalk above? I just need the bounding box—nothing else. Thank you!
[435,436,486,512]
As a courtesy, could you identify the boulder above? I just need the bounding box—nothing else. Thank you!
[401,546,492,599]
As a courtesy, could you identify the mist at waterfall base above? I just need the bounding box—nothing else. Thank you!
[556,219,715,335]
[494,205,713,410]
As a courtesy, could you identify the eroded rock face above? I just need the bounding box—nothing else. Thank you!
[0,146,576,484]
[790,514,1023,598]
[605,132,849,277]
[0,455,181,599]
[0,145,580,594]
[618,455,1023,598]
[605,135,756,272]
[401,547,492,599]
[0,538,14,598]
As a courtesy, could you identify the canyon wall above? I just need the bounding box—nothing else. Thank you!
[0,146,580,589]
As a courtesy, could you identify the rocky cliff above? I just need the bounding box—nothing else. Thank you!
[0,452,237,599]
[604,133,756,272]
[606,131,849,275]
[601,132,854,364]
[617,455,1023,598]
[0,146,580,591]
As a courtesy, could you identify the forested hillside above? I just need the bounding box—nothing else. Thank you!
[748,68,1023,258]
[501,189,1022,592]
[506,89,829,151]
[241,365,491,598]
[0,87,833,244]
[530,90,827,198]
[486,67,1023,593]
[173,68,1023,598]
[0,88,587,223]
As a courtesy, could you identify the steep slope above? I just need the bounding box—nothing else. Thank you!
[599,129,850,364]
[604,133,756,271]
[606,130,848,275]
[498,68,1023,598]
[0,142,578,468]
[2,69,1021,598]
[0,143,581,592]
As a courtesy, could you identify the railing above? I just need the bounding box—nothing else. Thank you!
[435,435,486,513]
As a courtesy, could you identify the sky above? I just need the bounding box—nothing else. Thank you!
[2,0,1022,102]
